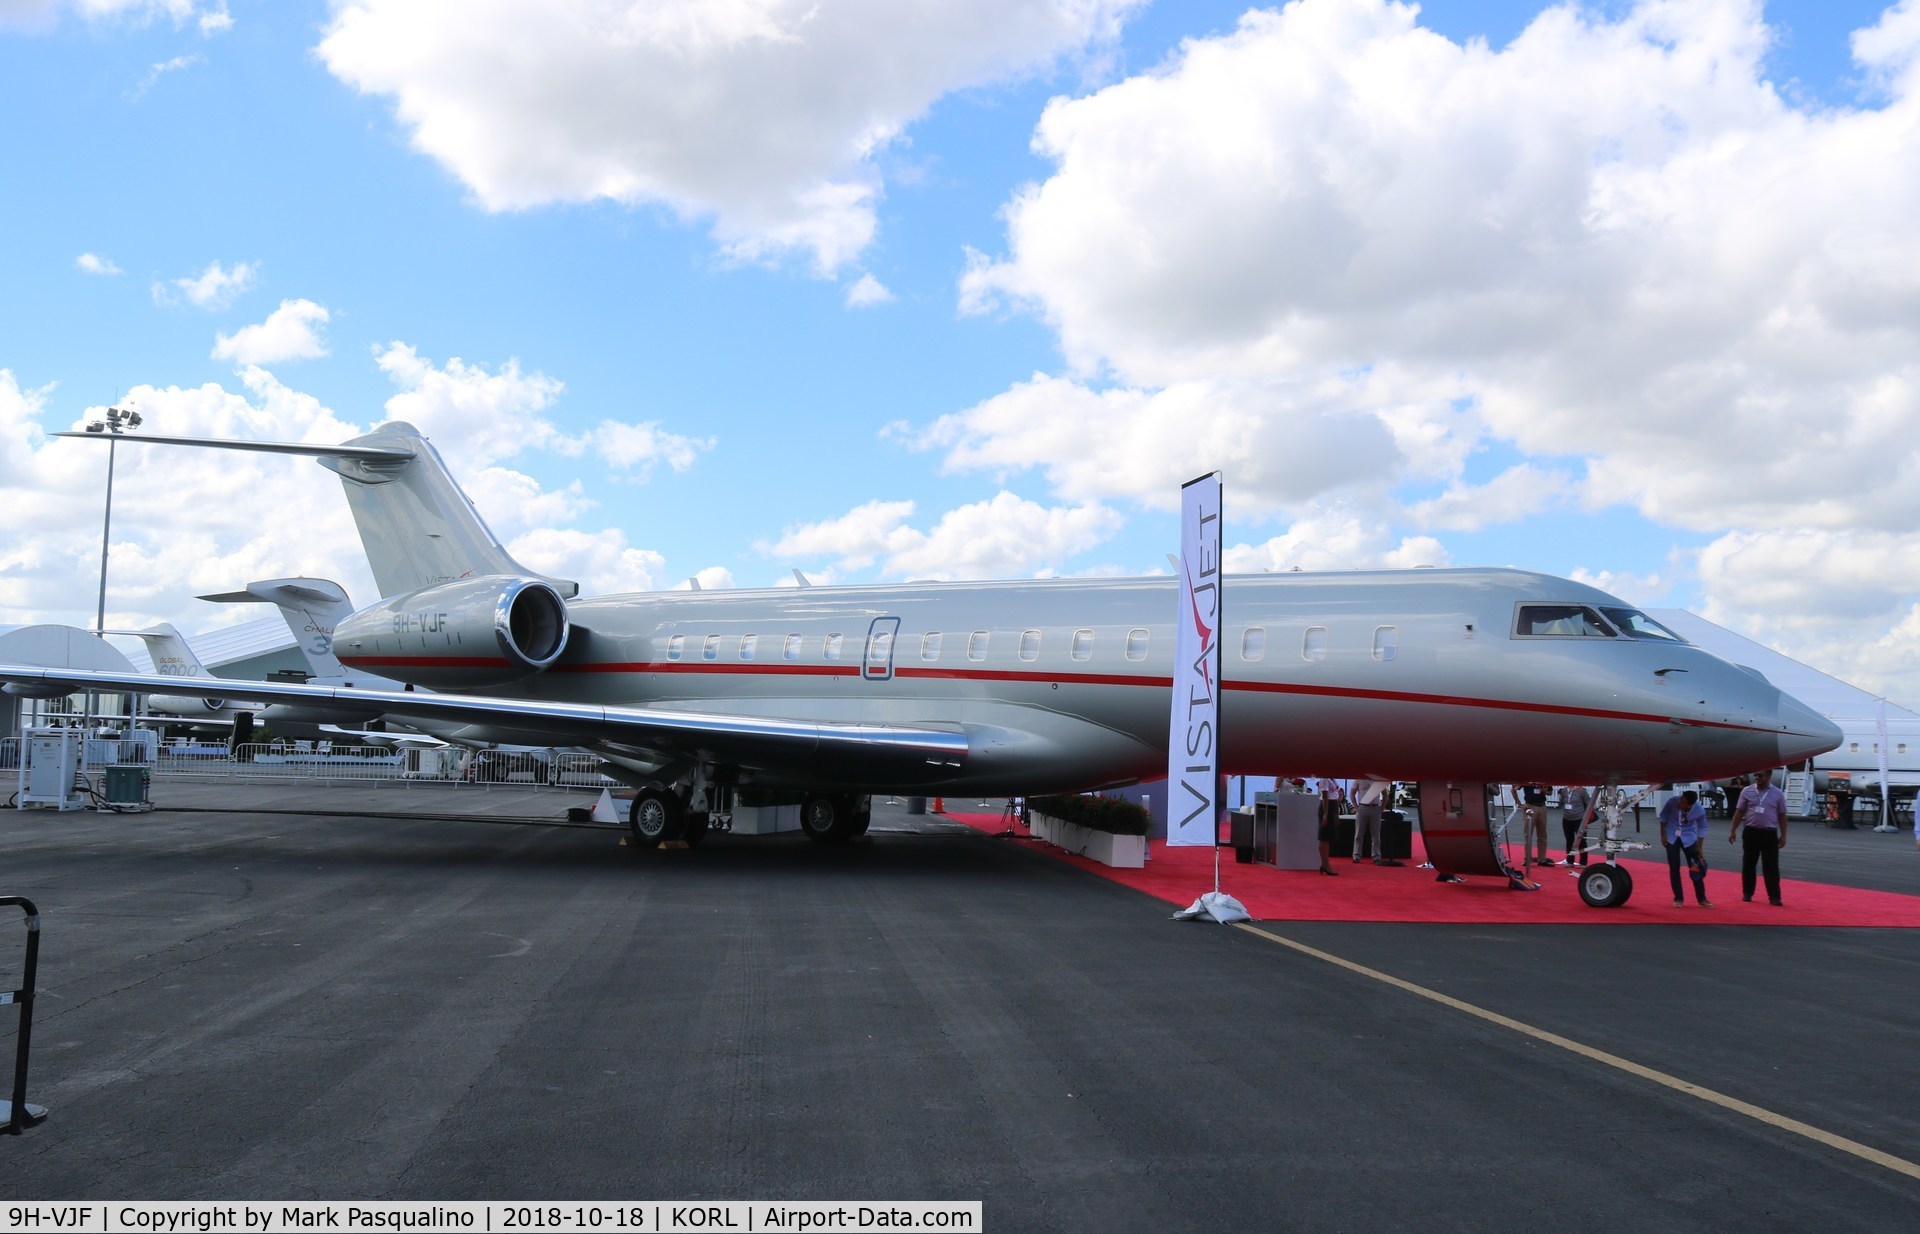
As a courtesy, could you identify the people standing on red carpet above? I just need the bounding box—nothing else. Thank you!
[1315,776,1343,875]
[1559,785,1592,867]
[1660,790,1712,907]
[1351,777,1391,864]
[1519,783,1553,864]
[1730,769,1789,905]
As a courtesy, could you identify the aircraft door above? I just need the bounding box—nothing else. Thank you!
[863,617,901,682]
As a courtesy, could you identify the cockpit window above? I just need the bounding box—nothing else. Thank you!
[1600,607,1686,643]
[1513,605,1616,638]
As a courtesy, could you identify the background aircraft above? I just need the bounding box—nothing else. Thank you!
[101,624,260,730]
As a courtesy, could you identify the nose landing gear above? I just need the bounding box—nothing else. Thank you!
[1568,784,1654,908]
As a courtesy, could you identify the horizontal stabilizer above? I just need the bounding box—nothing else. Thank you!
[60,422,575,601]
[54,430,413,463]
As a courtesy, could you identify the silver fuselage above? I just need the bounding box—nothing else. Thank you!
[378,568,1836,793]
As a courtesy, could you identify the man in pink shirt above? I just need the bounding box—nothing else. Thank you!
[1729,768,1789,906]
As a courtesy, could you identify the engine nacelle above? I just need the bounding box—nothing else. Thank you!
[334,575,570,689]
[148,692,232,715]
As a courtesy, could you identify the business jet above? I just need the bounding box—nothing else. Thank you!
[100,623,261,728]
[3,423,1840,894]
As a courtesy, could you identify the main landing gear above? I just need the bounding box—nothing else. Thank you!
[624,773,869,848]
[800,793,872,843]
[628,786,688,847]
[626,778,717,849]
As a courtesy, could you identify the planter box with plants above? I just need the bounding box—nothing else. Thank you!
[1027,793,1150,868]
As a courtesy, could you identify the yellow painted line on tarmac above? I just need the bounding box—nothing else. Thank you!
[1234,922,1920,1183]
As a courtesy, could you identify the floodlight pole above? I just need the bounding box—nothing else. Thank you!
[88,406,140,637]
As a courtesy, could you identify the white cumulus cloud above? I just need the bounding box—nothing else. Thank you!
[585,420,716,481]
[4,1,229,31]
[943,0,1920,702]
[154,259,257,310]
[315,0,1140,273]
[1224,507,1451,575]
[74,252,122,275]
[763,491,1121,580]
[0,344,709,634]
[844,273,894,308]
[210,298,331,365]
[506,527,665,597]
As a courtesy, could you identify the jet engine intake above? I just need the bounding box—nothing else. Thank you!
[334,575,570,689]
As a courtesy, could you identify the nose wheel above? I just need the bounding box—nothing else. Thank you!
[1578,862,1634,908]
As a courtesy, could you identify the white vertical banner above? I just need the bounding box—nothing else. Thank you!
[1168,471,1223,847]
[1877,698,1892,829]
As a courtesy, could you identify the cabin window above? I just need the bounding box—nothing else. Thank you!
[1302,626,1327,662]
[1600,607,1686,643]
[1850,742,1860,753]
[1241,627,1266,661]
[921,632,942,661]
[824,633,844,661]
[967,631,988,661]
[1125,628,1149,661]
[1071,629,1093,661]
[1901,744,1909,755]
[868,631,893,663]
[783,633,802,661]
[666,634,684,661]
[1514,605,1616,638]
[740,634,758,661]
[1372,626,1398,662]
[1019,629,1041,661]
[702,634,720,661]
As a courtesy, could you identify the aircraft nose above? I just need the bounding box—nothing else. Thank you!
[1776,692,1842,765]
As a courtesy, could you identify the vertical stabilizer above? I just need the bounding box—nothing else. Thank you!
[318,422,578,601]
[198,578,355,678]
[100,624,210,679]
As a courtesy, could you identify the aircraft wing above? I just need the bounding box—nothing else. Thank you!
[0,664,969,783]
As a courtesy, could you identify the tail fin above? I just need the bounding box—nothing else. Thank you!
[320,423,577,600]
[198,577,356,678]
[57,420,579,601]
[101,623,210,678]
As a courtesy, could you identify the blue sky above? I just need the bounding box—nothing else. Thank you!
[2,0,1917,706]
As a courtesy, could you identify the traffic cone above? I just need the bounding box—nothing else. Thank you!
[931,797,945,814]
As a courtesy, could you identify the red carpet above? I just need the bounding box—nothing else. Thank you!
[943,813,1920,927]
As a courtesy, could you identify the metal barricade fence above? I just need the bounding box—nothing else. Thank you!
[141,742,607,790]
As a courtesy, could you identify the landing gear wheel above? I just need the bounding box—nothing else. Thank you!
[1579,863,1633,908]
[1605,863,1633,906]
[628,788,683,848]
[682,812,711,847]
[801,794,859,842]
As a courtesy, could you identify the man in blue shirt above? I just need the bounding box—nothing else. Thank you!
[1659,789,1712,907]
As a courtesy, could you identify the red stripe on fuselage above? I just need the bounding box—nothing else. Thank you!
[504,659,1776,736]
[340,656,513,669]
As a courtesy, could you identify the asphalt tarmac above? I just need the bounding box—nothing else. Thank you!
[3,782,1918,1232]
